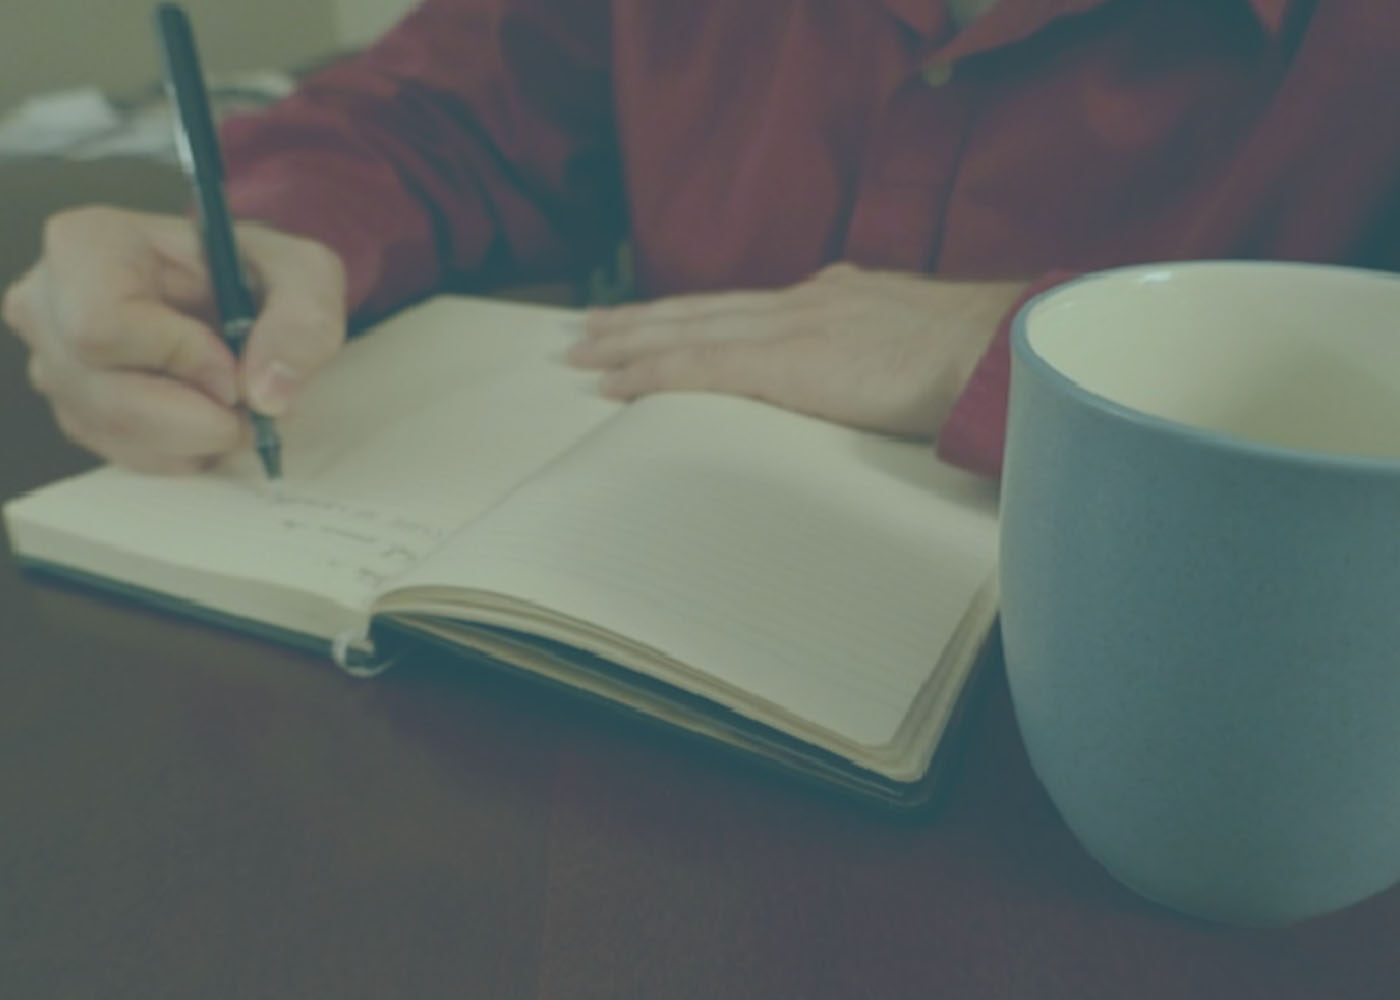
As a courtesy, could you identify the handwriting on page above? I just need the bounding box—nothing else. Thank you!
[260,490,451,596]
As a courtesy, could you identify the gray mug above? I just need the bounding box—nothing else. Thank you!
[1000,261,1400,925]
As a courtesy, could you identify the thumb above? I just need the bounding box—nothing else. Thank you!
[238,231,347,416]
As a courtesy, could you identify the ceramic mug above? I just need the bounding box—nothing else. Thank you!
[1000,261,1400,925]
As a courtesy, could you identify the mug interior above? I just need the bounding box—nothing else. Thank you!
[1021,263,1400,460]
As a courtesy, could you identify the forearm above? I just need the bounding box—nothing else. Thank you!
[220,0,622,320]
[222,108,440,320]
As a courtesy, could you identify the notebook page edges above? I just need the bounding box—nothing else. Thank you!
[375,392,1000,751]
[384,615,965,800]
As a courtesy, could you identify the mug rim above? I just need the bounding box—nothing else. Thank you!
[1010,260,1400,474]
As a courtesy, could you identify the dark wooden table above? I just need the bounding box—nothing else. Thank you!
[2,159,1398,1000]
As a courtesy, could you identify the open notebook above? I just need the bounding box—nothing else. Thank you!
[3,297,1000,807]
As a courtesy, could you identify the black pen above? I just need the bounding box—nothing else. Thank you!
[154,2,281,479]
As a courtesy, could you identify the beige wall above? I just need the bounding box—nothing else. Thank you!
[333,0,419,47]
[0,0,338,108]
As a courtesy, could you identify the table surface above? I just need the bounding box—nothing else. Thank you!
[2,159,1398,1000]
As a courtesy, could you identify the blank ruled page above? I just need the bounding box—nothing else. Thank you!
[386,393,999,748]
[5,297,621,638]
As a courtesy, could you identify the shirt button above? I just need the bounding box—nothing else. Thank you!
[920,59,955,87]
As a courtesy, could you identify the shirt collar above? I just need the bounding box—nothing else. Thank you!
[875,0,1294,42]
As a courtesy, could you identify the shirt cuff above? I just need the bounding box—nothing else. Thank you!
[935,270,1080,479]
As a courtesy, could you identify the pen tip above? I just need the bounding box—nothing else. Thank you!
[249,412,282,481]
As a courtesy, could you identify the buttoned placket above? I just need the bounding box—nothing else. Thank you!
[841,52,974,273]
[844,0,1131,274]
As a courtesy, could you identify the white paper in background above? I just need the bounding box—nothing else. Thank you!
[0,70,295,163]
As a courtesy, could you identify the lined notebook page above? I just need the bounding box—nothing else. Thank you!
[383,393,999,748]
[5,297,621,634]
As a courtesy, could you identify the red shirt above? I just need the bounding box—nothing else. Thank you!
[222,0,1400,476]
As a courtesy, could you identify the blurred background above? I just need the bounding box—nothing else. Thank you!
[0,0,626,306]
[0,0,417,108]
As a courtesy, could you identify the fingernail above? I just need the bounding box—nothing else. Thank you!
[250,360,301,415]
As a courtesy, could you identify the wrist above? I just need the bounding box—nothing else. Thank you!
[936,270,1082,478]
[948,279,1031,394]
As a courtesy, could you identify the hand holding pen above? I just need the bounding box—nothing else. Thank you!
[155,2,284,477]
[1,13,348,475]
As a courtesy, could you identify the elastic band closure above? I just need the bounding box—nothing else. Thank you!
[331,628,398,678]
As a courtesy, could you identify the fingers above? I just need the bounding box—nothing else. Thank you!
[18,207,241,405]
[572,278,825,411]
[45,296,239,407]
[239,227,347,416]
[575,265,872,367]
[596,336,801,404]
[2,269,38,341]
[574,288,819,368]
[45,368,248,474]
[9,204,348,472]
[589,286,801,329]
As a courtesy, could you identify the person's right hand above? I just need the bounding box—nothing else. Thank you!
[2,206,347,473]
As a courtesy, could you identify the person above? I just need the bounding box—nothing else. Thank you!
[5,0,1398,477]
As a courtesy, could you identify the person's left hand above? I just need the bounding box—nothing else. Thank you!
[569,263,1026,438]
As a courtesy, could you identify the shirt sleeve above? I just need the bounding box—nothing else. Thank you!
[219,0,623,320]
[935,270,1079,480]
